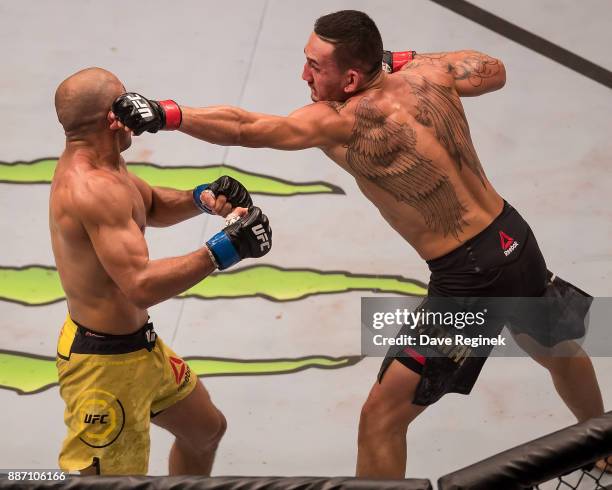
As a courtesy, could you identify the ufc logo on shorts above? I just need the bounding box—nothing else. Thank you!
[127,94,153,118]
[145,329,156,344]
[84,413,108,424]
[252,224,270,252]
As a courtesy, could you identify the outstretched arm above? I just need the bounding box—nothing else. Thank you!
[178,103,343,150]
[402,50,506,96]
[110,96,346,151]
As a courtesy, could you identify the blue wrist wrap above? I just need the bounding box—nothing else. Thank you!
[206,231,240,270]
[193,184,212,213]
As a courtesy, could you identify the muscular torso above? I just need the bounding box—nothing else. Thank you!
[49,152,150,334]
[321,66,503,260]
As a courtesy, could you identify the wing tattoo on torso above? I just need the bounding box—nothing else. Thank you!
[346,97,467,238]
[408,77,486,185]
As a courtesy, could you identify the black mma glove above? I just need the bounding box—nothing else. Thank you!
[111,92,182,136]
[205,206,272,270]
[193,176,253,214]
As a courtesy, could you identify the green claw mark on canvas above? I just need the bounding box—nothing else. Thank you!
[0,267,66,306]
[184,266,427,301]
[0,159,343,196]
[0,351,362,395]
[187,356,360,377]
[0,265,427,306]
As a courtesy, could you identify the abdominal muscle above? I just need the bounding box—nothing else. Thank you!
[64,280,149,335]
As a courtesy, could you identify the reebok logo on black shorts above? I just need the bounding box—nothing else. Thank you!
[499,230,519,256]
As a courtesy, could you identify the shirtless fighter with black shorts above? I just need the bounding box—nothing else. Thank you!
[51,67,271,475]
[108,10,605,478]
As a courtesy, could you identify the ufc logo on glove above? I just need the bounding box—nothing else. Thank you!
[252,224,270,251]
[127,94,153,118]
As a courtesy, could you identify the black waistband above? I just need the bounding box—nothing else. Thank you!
[71,318,157,355]
[426,200,511,269]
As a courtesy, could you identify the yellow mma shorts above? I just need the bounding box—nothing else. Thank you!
[56,314,196,475]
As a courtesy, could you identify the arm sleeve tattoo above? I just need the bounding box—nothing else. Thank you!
[450,54,502,87]
[403,52,503,88]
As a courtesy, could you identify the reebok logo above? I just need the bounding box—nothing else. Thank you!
[169,356,186,385]
[499,231,519,256]
[179,365,191,392]
[169,356,191,392]
[127,94,153,118]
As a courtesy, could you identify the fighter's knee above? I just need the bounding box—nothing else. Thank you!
[213,409,227,444]
[203,409,227,449]
[182,408,227,453]
[360,396,382,425]
[535,354,573,374]
[359,395,401,437]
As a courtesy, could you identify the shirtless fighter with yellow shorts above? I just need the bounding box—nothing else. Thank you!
[50,67,271,475]
[109,10,606,478]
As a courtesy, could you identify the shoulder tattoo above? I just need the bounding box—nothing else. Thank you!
[407,77,486,185]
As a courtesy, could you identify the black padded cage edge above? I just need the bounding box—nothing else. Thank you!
[438,410,612,490]
[0,475,433,490]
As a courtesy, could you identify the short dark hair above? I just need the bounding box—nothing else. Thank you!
[314,10,383,75]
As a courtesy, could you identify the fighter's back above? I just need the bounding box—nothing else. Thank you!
[49,151,149,333]
[323,52,506,260]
